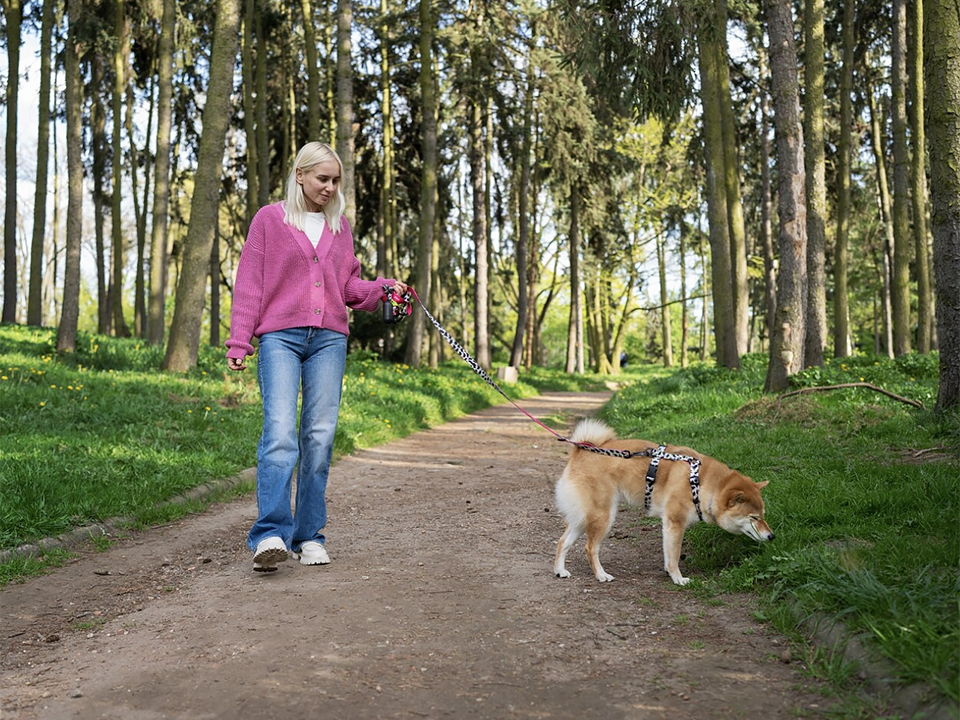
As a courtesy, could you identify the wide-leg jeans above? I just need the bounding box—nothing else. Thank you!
[248,327,347,553]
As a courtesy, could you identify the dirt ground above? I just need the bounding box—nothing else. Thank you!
[1,391,834,720]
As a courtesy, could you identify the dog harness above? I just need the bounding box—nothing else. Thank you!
[642,445,704,522]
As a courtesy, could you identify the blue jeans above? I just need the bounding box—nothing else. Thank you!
[248,327,347,553]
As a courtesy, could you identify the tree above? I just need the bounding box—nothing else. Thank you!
[925,0,960,410]
[336,0,356,225]
[148,0,175,345]
[111,0,132,337]
[3,0,21,323]
[163,0,241,371]
[27,0,55,327]
[833,0,854,358]
[56,0,85,353]
[891,0,912,356]
[763,0,807,392]
[803,0,827,366]
[909,0,933,352]
[301,0,321,141]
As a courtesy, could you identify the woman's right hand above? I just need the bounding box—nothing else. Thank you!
[227,356,247,372]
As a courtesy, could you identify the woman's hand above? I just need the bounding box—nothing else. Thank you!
[227,356,247,372]
[392,280,410,297]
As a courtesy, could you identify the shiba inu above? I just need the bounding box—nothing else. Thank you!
[553,419,774,585]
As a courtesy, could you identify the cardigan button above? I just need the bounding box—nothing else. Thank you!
[314,308,321,315]
[313,257,319,263]
[315,282,321,288]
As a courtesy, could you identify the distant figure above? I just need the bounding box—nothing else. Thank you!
[620,351,628,368]
[226,142,408,573]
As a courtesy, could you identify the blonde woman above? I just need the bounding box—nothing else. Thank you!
[227,142,408,572]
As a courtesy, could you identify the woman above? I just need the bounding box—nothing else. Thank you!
[226,142,407,572]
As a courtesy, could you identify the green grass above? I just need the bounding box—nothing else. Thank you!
[604,352,959,704]
[0,324,607,560]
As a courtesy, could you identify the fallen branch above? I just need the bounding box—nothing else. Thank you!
[778,382,924,409]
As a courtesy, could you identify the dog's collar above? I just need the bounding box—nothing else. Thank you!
[641,445,704,523]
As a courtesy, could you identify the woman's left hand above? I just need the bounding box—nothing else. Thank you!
[392,280,410,297]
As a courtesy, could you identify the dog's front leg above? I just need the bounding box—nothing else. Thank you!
[661,516,690,586]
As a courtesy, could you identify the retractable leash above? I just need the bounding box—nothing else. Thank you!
[397,287,708,521]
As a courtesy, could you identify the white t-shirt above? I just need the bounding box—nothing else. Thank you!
[304,212,326,248]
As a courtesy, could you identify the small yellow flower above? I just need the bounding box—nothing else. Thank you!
[1,376,7,381]
[39,401,46,407]
[188,409,193,414]
[205,406,211,411]
[51,384,56,389]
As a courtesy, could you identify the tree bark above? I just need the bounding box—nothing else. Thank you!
[510,58,535,368]
[763,0,808,392]
[657,231,673,367]
[909,0,933,352]
[470,88,491,368]
[111,0,131,337]
[833,0,854,358]
[336,0,356,226]
[404,0,436,367]
[148,0,175,345]
[241,0,259,220]
[924,0,960,411]
[162,0,241,371]
[56,0,85,353]
[92,60,110,334]
[27,0,54,326]
[697,28,738,369]
[2,0,21,323]
[566,189,583,374]
[301,0,321,141]
[891,0,912,356]
[803,0,827,366]
[255,12,270,207]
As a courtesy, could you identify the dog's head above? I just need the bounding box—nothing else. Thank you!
[716,477,774,542]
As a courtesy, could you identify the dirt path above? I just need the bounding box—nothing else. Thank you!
[1,392,828,720]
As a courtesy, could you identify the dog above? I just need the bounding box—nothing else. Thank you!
[553,419,774,586]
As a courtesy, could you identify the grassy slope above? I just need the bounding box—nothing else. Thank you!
[602,354,959,702]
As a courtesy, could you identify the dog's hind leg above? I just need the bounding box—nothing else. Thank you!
[554,526,581,578]
[585,502,617,582]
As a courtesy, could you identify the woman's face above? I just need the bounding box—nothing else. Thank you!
[297,159,341,212]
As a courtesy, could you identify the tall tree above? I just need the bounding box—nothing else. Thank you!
[756,37,777,347]
[866,72,895,357]
[891,0,912,355]
[111,0,132,337]
[509,58,535,368]
[763,0,808,392]
[803,0,827,366]
[566,189,584,373]
[336,0,356,225]
[909,0,933,352]
[301,0,321,141]
[56,0,85,353]
[162,0,241,371]
[2,0,21,323]
[28,0,55,326]
[241,0,259,219]
[148,0,175,345]
[404,0,436,367]
[925,0,960,410]
[833,0,854,358]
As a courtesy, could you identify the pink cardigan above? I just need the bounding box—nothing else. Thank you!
[226,202,392,360]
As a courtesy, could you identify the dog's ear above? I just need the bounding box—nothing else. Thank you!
[727,491,745,507]
[755,480,769,490]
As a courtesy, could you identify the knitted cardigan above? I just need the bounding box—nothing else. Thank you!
[226,202,392,360]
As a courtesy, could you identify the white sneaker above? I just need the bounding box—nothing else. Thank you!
[253,537,288,572]
[292,541,330,566]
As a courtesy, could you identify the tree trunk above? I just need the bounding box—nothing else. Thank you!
[210,222,220,347]
[909,0,933,352]
[697,29,738,369]
[336,0,356,226]
[755,37,777,349]
[833,0,854,358]
[925,0,960,411]
[162,0,241,371]
[891,0,912,356]
[2,0,21,323]
[92,60,110,334]
[470,86,491,369]
[404,0,436,367]
[378,0,397,281]
[111,0,131,337]
[510,61,534,368]
[148,0,174,345]
[57,0,84,353]
[803,0,827,367]
[27,0,54,326]
[241,0,259,220]
[128,63,152,338]
[763,0,808,392]
[679,222,689,368]
[657,231,673,367]
[566,189,583,374]
[866,74,896,358]
[255,13,270,207]
[301,0,321,141]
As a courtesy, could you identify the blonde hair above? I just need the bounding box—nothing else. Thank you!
[283,142,346,235]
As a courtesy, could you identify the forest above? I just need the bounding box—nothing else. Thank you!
[1,0,959,410]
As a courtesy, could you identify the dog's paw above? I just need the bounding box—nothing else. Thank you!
[671,575,691,586]
[596,572,615,583]
[555,569,571,578]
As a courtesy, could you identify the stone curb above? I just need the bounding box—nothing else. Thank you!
[0,467,257,566]
[793,602,958,720]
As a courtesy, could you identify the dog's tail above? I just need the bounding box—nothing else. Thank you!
[570,418,617,449]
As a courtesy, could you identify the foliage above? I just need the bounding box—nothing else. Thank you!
[603,352,958,701]
[0,324,607,556]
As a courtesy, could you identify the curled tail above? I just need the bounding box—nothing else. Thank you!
[570,418,618,449]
